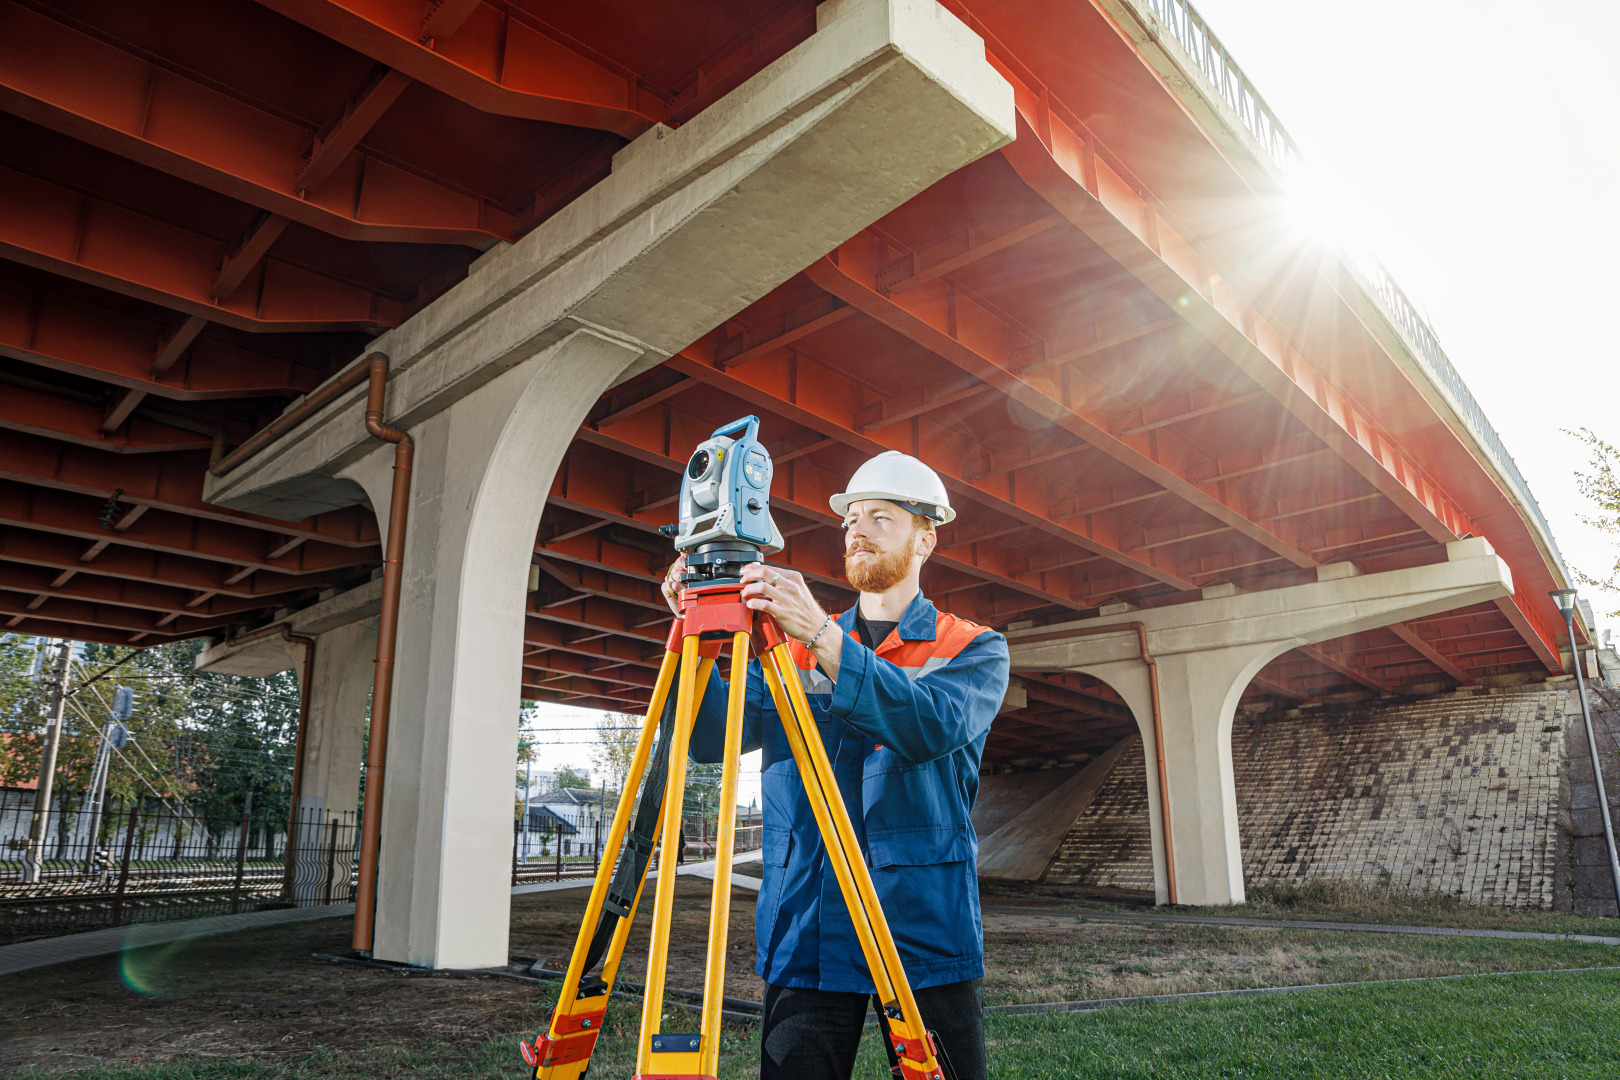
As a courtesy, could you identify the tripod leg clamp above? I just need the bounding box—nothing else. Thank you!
[889,1031,949,1080]
[520,1003,607,1075]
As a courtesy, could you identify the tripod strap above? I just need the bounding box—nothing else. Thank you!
[580,685,679,975]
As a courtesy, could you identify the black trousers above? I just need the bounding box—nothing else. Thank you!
[760,978,986,1080]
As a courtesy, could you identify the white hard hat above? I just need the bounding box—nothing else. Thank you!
[830,451,955,524]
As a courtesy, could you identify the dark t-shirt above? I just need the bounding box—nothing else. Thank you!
[855,611,898,651]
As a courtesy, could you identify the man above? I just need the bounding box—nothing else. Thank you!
[662,451,1008,1080]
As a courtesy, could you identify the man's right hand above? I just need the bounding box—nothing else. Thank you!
[661,554,688,616]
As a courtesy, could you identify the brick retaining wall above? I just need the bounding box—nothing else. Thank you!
[1035,682,1577,908]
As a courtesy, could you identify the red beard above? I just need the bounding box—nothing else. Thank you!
[845,544,912,593]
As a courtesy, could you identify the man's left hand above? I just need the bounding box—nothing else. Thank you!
[739,563,826,644]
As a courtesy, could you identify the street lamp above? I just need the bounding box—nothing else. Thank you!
[1549,587,1620,916]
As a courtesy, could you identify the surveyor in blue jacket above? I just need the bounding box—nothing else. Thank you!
[663,451,1009,1080]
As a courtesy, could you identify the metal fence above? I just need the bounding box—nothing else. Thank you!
[3,797,765,943]
[510,814,763,886]
[0,801,358,945]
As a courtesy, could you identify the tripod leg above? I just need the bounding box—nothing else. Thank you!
[697,631,751,1076]
[526,646,680,1079]
[761,645,950,1080]
[635,634,705,1078]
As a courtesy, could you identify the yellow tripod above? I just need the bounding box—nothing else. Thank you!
[519,580,951,1080]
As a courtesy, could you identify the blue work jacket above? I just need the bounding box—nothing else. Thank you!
[688,590,1008,993]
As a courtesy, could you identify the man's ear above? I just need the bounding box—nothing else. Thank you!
[916,526,937,559]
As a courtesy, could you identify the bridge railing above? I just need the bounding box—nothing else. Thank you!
[1136,0,1569,584]
[1140,0,1300,176]
[1339,252,1570,580]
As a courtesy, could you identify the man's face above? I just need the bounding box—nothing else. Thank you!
[842,500,934,593]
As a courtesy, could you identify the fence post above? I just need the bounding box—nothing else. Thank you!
[511,818,520,887]
[110,805,140,928]
[555,828,562,880]
[230,794,253,914]
[320,819,339,906]
[280,806,299,900]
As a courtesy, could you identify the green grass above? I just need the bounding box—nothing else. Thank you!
[15,969,1620,1079]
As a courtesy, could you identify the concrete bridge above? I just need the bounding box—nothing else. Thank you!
[0,0,1587,965]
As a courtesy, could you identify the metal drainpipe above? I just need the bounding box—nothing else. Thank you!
[212,622,315,898]
[1008,623,1177,905]
[352,353,411,954]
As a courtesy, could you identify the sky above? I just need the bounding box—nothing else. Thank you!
[522,0,1620,799]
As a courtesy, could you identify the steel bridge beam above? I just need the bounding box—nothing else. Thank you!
[0,431,379,549]
[0,528,348,600]
[254,0,666,137]
[663,343,1193,598]
[0,480,372,575]
[0,381,214,453]
[0,3,507,248]
[0,165,403,332]
[995,105,1563,670]
[806,247,1320,571]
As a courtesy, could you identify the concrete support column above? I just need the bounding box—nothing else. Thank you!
[340,332,642,968]
[1008,539,1517,906]
[295,618,378,824]
[194,597,382,904]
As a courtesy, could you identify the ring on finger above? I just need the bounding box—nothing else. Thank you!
[770,572,781,587]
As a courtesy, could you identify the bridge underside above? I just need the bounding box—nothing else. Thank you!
[0,0,1585,945]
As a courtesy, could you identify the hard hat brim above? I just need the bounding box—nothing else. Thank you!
[830,491,955,525]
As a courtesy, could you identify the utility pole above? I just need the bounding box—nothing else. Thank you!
[1552,589,1620,916]
[521,749,532,862]
[23,638,73,884]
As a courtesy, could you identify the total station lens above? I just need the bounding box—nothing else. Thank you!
[688,448,711,480]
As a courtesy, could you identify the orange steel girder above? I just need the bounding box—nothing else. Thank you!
[0,526,351,601]
[0,431,379,549]
[0,563,286,623]
[993,97,1562,670]
[0,281,322,400]
[0,3,509,248]
[0,166,403,333]
[804,247,1325,571]
[0,480,373,576]
[669,324,1199,596]
[255,0,665,137]
[0,382,215,454]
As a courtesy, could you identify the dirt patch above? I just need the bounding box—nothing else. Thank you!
[0,880,761,1074]
[977,910,1620,1005]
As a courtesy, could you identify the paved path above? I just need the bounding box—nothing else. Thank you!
[2,853,767,976]
[981,905,1620,946]
[0,902,356,977]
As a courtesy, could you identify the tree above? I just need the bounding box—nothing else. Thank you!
[554,765,592,789]
[1571,427,1620,614]
[591,709,720,816]
[593,712,641,794]
[1,635,302,839]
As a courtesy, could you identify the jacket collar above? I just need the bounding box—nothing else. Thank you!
[838,589,938,647]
